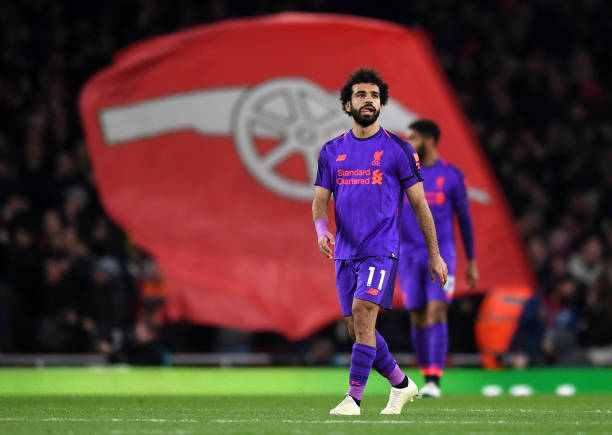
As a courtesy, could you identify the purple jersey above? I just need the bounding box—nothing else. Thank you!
[400,159,473,259]
[315,127,422,259]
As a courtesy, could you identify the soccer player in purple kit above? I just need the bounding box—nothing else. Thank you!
[399,119,479,398]
[312,68,448,416]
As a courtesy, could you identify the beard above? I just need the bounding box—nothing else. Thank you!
[412,142,427,161]
[416,148,426,162]
[350,104,380,127]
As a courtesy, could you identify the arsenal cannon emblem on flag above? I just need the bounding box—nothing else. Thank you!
[80,13,533,340]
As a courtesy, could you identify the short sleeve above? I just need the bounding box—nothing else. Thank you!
[398,145,423,189]
[314,146,332,191]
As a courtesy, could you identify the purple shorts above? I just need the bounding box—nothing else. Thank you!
[399,252,456,310]
[335,256,398,316]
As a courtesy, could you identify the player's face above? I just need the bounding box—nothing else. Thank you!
[406,128,426,157]
[345,83,382,127]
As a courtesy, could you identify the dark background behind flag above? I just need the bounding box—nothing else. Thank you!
[0,1,610,367]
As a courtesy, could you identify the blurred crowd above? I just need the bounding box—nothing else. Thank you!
[0,0,610,365]
[426,0,612,365]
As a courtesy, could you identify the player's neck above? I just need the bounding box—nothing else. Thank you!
[352,122,380,139]
[422,149,439,167]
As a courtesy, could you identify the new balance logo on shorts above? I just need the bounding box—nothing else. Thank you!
[367,288,379,296]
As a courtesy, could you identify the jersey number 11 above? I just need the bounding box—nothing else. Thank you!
[367,267,386,290]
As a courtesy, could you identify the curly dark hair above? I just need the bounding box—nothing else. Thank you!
[340,67,389,115]
[409,119,441,143]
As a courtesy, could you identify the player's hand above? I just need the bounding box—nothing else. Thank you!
[429,254,448,288]
[466,260,479,289]
[317,232,335,260]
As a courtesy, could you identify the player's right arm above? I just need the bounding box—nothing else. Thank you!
[312,186,334,259]
[312,144,335,260]
[406,182,448,287]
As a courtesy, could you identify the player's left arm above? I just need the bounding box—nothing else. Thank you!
[406,182,448,288]
[395,138,447,287]
[450,169,479,289]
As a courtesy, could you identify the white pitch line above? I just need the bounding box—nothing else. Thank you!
[211,418,610,425]
[211,419,535,425]
[439,408,612,414]
[0,417,198,423]
[0,416,608,426]
[111,431,192,435]
[37,407,612,415]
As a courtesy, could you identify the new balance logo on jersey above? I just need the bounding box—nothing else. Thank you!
[336,154,347,161]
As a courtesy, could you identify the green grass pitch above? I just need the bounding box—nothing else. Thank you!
[1,367,611,434]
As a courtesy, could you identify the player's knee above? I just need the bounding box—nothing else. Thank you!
[353,300,376,316]
[352,310,368,333]
[409,309,427,329]
[352,303,376,337]
[426,303,448,325]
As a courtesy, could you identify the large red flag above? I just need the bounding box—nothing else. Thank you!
[80,13,534,340]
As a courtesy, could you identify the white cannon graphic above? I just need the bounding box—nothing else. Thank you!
[99,78,489,203]
[99,78,417,201]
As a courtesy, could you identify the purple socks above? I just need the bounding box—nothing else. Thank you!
[372,330,405,386]
[411,326,430,369]
[348,343,376,400]
[412,322,448,377]
[428,322,448,374]
[349,332,408,400]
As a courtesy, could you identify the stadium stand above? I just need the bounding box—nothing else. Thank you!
[0,0,610,367]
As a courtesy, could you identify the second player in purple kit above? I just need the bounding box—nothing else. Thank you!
[312,68,448,416]
[399,119,479,398]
